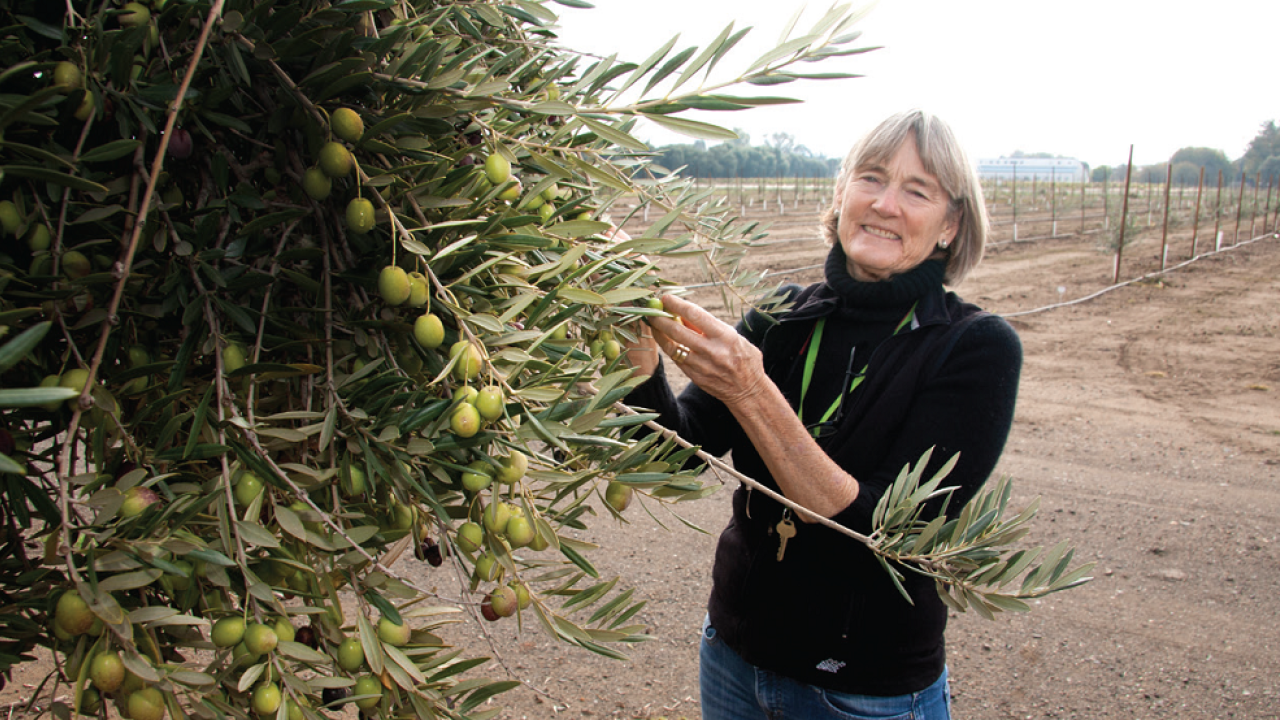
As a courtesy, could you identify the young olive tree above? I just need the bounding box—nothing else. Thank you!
[0,0,885,718]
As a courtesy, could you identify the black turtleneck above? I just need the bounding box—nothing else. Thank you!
[791,246,945,430]
[821,241,945,310]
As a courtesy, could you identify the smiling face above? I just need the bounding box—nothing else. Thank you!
[835,134,960,282]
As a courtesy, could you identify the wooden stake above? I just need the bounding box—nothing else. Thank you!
[1263,174,1275,237]
[1051,166,1057,236]
[1080,177,1087,234]
[1159,162,1173,270]
[1114,145,1135,284]
[1232,171,1246,244]
[1190,165,1205,257]
[1212,169,1224,250]
[1248,172,1261,240]
[1012,163,1018,242]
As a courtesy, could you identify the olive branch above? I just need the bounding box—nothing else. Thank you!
[606,399,1095,617]
[866,449,1095,618]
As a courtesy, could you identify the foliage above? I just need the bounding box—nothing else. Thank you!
[866,450,1094,619]
[0,0,877,717]
[1170,162,1203,187]
[1101,201,1142,253]
[653,137,838,179]
[1240,120,1280,178]
[1257,156,1280,188]
[1170,146,1231,183]
[1092,164,1139,184]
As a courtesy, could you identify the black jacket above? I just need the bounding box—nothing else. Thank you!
[626,262,1022,696]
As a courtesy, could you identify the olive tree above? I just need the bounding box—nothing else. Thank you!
[0,0,884,717]
[0,1,1093,717]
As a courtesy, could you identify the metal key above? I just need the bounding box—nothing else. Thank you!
[775,513,796,561]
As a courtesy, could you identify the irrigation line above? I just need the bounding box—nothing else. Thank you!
[1002,231,1278,318]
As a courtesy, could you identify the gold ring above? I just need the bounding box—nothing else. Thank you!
[671,345,690,364]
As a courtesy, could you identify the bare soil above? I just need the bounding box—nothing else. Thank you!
[6,205,1279,720]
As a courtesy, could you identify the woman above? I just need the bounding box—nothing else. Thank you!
[624,109,1022,719]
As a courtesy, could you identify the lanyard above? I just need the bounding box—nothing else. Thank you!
[797,304,916,435]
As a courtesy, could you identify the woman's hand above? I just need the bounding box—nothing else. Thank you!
[645,295,768,407]
[622,325,660,378]
[599,225,667,379]
[648,295,861,520]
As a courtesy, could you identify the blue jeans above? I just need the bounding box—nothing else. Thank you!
[699,617,952,720]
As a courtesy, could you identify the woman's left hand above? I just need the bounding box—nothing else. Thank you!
[647,295,768,407]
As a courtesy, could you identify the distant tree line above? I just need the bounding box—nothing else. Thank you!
[1090,121,1280,188]
[653,131,840,179]
[655,122,1280,190]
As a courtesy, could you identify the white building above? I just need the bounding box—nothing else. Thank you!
[976,157,1086,182]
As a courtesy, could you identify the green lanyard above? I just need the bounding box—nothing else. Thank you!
[797,304,916,435]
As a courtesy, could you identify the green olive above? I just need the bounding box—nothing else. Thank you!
[346,197,375,234]
[331,107,364,143]
[484,153,511,184]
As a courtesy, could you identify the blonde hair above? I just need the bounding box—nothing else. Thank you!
[820,109,988,285]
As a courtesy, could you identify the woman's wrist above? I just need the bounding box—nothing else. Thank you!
[717,369,770,410]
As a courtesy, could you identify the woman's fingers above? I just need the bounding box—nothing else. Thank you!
[646,295,730,360]
[664,295,739,341]
[647,295,767,404]
[651,328,686,362]
[622,324,660,377]
[649,299,726,369]
[649,295,729,346]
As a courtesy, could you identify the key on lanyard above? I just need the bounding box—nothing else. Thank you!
[776,509,796,561]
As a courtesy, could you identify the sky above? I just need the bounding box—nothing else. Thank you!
[551,0,1280,169]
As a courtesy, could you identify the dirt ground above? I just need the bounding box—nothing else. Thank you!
[434,208,1280,719]
[5,205,1278,720]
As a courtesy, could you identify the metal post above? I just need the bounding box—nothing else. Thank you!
[1103,171,1110,230]
[1269,172,1280,230]
[1268,174,1280,234]
[1232,171,1246,244]
[1012,163,1018,242]
[1190,165,1205,257]
[1272,174,1280,233]
[1114,145,1135,285]
[1249,172,1261,240]
[1159,163,1173,271]
[1264,175,1275,238]
[1212,169,1224,250]
[1152,169,1162,225]
[1080,176,1087,234]
[1051,166,1057,236]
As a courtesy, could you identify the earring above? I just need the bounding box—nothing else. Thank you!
[937,239,950,249]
